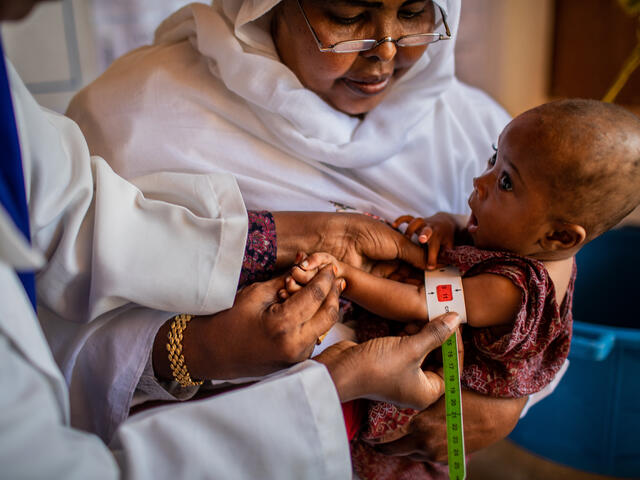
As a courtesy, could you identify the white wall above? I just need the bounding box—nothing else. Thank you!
[1,0,99,113]
[1,0,198,113]
[456,0,555,117]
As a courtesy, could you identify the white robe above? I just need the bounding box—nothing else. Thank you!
[0,60,350,479]
[67,0,511,221]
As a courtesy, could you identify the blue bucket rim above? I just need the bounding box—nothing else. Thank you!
[573,320,640,348]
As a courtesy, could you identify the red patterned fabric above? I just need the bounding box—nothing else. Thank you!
[443,246,575,397]
[351,245,576,480]
[238,210,277,287]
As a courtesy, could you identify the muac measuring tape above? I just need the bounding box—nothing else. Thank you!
[424,266,467,480]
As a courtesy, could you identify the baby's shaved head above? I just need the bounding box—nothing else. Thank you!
[514,99,640,239]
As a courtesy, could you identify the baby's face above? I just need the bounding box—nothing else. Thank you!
[466,114,556,256]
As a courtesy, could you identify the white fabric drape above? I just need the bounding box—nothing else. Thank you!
[68,0,511,223]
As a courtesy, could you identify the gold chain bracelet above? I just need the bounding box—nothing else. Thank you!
[166,314,203,387]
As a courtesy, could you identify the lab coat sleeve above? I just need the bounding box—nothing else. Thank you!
[6,61,249,439]
[0,263,118,480]
[111,361,352,480]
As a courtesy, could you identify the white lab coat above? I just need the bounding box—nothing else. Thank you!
[0,61,351,479]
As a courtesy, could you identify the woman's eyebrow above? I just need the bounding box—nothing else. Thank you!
[402,0,430,6]
[325,0,428,7]
[326,0,384,7]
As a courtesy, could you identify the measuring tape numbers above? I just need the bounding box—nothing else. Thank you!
[424,266,467,480]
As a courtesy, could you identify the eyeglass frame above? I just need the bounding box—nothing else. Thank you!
[295,0,453,54]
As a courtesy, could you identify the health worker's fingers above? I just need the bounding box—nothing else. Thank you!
[296,252,337,272]
[290,265,320,286]
[286,273,307,293]
[282,265,335,325]
[299,277,345,354]
[374,433,431,459]
[409,312,461,361]
[278,288,290,300]
[398,368,447,410]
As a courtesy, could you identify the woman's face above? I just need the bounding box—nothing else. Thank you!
[273,0,436,116]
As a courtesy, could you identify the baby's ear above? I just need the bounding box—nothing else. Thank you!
[541,222,587,251]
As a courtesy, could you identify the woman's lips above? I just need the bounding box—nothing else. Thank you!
[342,75,391,96]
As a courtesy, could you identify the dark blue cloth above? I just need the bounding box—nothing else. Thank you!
[0,42,36,309]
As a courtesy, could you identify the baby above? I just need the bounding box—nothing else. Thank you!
[284,99,640,479]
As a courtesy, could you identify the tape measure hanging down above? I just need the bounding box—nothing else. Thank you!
[424,266,467,480]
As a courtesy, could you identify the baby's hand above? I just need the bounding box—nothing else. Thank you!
[279,252,344,300]
[393,212,457,270]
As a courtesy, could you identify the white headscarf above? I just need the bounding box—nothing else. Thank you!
[68,0,510,220]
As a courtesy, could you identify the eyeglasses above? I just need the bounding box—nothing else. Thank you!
[296,0,452,54]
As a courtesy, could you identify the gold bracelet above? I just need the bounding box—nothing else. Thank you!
[166,314,203,387]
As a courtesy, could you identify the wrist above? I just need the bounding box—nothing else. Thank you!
[316,349,366,403]
[272,212,326,269]
[153,315,213,382]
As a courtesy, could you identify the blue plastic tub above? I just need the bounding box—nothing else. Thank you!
[509,227,640,478]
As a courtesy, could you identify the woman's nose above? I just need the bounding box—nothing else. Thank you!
[362,38,397,63]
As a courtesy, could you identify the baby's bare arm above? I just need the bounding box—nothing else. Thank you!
[462,273,521,327]
[341,262,428,322]
[289,253,521,327]
[289,252,428,323]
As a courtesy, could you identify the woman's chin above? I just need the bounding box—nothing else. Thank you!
[331,98,383,117]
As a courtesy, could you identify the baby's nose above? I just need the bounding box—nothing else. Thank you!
[472,176,487,198]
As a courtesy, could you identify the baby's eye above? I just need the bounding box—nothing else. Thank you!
[488,153,497,167]
[498,172,513,191]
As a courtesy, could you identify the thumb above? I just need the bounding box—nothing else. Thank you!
[246,272,289,299]
[395,231,428,270]
[409,312,461,358]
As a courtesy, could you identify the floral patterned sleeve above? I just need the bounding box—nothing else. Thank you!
[238,211,277,288]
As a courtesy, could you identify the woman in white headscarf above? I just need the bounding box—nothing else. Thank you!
[67,0,530,466]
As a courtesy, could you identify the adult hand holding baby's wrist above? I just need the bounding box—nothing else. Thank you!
[271,211,428,272]
[314,312,462,409]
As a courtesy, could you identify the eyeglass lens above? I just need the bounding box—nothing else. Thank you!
[325,1,446,53]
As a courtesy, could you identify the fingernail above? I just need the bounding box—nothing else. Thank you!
[301,260,308,270]
[419,235,427,243]
[443,312,460,329]
[285,275,291,283]
[340,279,347,292]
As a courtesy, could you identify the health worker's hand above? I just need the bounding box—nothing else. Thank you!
[314,312,462,409]
[272,212,428,273]
[153,265,343,380]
